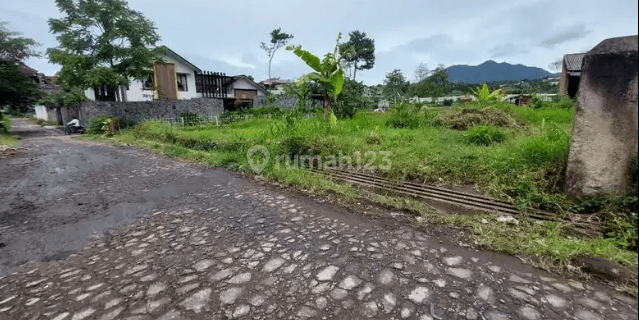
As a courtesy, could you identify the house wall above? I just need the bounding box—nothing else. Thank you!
[34,105,48,121]
[559,60,569,96]
[84,54,199,102]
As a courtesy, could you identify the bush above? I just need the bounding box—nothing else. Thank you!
[386,103,421,129]
[334,79,370,119]
[278,136,312,160]
[87,115,119,136]
[442,99,454,106]
[436,106,518,130]
[466,125,507,146]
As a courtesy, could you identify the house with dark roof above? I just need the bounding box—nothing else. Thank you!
[19,64,59,93]
[559,53,586,98]
[223,75,268,109]
[84,46,266,108]
[85,46,203,102]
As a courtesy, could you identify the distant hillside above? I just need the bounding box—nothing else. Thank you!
[446,60,552,84]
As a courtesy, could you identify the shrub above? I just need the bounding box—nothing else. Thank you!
[442,99,454,106]
[278,136,312,160]
[87,115,119,136]
[386,103,421,129]
[436,106,518,130]
[466,125,507,146]
[334,79,370,119]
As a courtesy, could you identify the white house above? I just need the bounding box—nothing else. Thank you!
[84,47,267,107]
[85,46,201,102]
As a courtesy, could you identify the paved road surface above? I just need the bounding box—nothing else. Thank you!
[0,119,637,319]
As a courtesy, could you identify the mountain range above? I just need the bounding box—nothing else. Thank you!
[446,60,552,84]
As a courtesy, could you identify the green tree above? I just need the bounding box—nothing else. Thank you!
[287,34,345,120]
[260,28,294,80]
[334,78,369,118]
[38,86,88,108]
[0,21,41,113]
[383,69,408,103]
[47,0,164,101]
[338,30,375,81]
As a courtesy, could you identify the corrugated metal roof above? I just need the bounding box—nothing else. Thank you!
[564,53,586,72]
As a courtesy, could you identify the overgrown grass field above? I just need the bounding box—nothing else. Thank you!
[109,101,638,284]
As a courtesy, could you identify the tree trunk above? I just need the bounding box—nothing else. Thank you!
[268,55,273,79]
[353,62,358,81]
[121,86,128,102]
[115,88,121,102]
[323,95,330,120]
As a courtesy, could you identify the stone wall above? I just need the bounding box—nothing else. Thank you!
[67,98,223,127]
[565,35,638,198]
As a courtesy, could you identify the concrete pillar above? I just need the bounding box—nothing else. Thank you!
[565,36,638,198]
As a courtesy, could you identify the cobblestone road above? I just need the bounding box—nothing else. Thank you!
[0,121,637,319]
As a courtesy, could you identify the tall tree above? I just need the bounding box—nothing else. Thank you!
[0,21,41,113]
[383,69,408,103]
[260,28,293,80]
[339,30,375,81]
[413,63,430,83]
[47,0,164,101]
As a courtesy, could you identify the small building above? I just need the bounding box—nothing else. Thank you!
[515,95,531,106]
[559,53,586,98]
[226,75,268,109]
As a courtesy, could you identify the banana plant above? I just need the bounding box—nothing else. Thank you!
[287,34,346,119]
[472,83,505,104]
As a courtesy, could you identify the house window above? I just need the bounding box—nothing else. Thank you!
[142,73,154,90]
[177,73,188,92]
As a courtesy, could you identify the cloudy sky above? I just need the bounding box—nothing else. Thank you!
[2,0,637,85]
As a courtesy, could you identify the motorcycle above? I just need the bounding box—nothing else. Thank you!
[65,125,85,135]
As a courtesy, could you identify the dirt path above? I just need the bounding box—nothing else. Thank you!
[0,119,636,319]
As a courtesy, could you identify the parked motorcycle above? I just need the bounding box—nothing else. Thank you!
[64,125,85,135]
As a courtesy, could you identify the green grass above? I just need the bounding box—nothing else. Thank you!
[0,115,19,148]
[115,102,574,206]
[370,192,638,270]
[105,101,637,284]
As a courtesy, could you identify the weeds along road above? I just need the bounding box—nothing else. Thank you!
[0,118,637,319]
